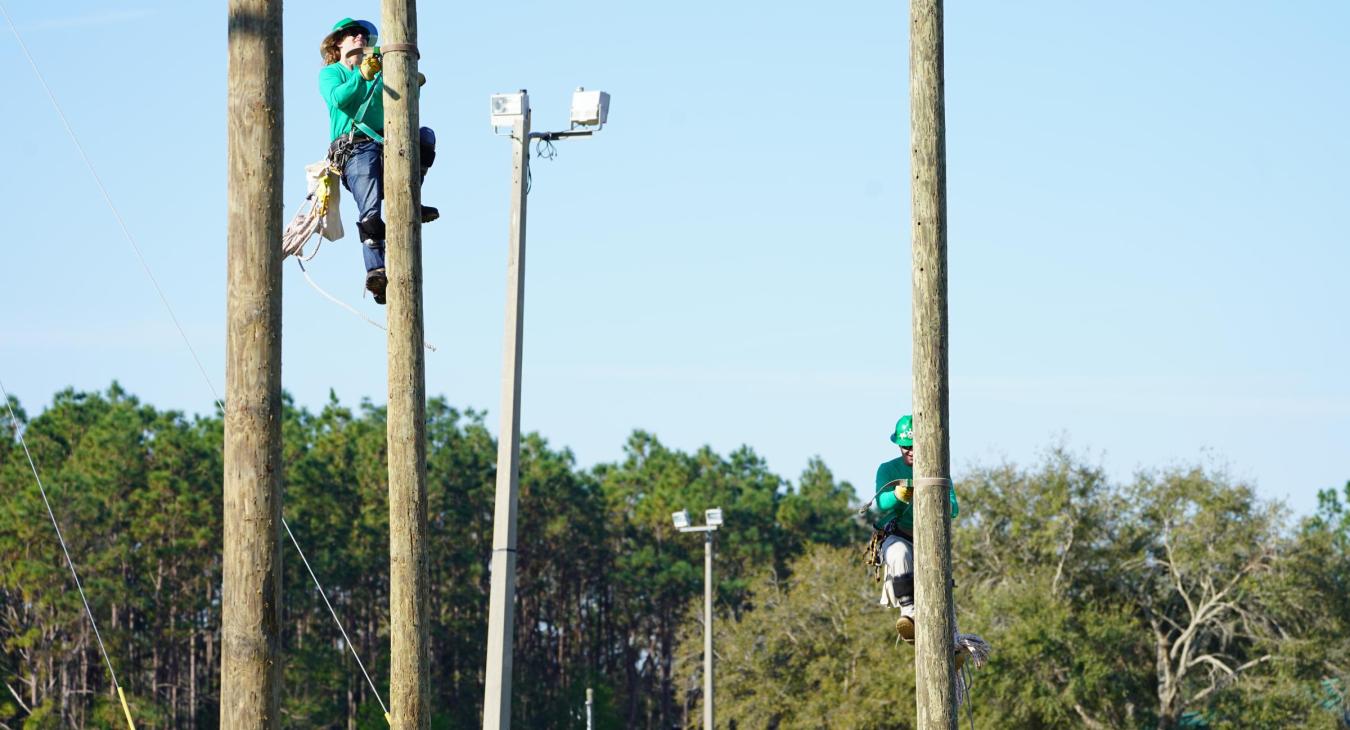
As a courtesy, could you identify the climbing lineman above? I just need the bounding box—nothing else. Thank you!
[866,415,959,643]
[318,17,439,304]
[865,414,992,685]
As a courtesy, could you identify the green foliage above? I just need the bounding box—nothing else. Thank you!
[705,545,913,729]
[1,387,852,728]
[0,387,1345,729]
[709,450,1350,729]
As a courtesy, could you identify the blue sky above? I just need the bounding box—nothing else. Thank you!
[3,1,1346,516]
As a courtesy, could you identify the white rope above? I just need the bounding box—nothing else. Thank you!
[4,4,392,713]
[954,632,990,718]
[283,519,390,719]
[297,260,438,352]
[283,195,328,262]
[0,378,123,691]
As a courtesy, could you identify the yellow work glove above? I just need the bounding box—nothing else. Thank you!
[359,54,382,81]
[896,481,913,504]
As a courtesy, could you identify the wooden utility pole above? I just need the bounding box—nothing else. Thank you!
[483,104,531,730]
[222,0,283,727]
[910,0,957,727]
[381,0,430,727]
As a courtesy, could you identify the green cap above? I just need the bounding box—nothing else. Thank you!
[890,415,913,447]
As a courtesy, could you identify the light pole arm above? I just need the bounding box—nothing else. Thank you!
[529,129,595,142]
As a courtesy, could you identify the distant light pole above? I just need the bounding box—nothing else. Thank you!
[585,687,594,730]
[673,508,724,729]
[481,87,611,730]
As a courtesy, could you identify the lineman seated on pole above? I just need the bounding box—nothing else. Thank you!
[318,17,439,305]
[866,416,960,649]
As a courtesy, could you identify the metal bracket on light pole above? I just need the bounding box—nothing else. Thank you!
[914,477,951,488]
[529,130,595,141]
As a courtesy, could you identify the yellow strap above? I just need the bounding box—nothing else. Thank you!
[385,711,392,725]
[314,175,335,215]
[117,685,137,730]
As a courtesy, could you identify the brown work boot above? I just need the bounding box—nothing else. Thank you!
[896,615,915,644]
[897,617,970,670]
[365,267,387,305]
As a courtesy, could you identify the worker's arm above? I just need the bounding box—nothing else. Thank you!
[877,488,899,512]
[950,485,960,519]
[875,479,912,512]
[319,65,373,116]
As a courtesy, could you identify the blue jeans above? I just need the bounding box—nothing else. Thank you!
[341,127,437,273]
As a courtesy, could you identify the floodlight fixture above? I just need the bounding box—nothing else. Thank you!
[490,90,529,130]
[569,87,610,129]
[672,510,691,530]
[705,508,723,528]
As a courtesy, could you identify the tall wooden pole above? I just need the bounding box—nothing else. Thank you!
[910,0,956,727]
[222,0,283,726]
[483,107,531,730]
[381,0,430,727]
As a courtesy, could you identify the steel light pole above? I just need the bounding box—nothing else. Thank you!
[673,508,724,729]
[481,88,611,730]
[585,687,594,730]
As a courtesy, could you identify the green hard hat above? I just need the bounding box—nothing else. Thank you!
[890,415,914,447]
[326,17,378,43]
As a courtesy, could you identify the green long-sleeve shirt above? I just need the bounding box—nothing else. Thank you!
[872,456,959,531]
[319,62,383,142]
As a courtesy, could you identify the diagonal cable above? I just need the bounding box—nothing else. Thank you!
[2,1,220,407]
[298,261,437,352]
[0,377,136,729]
[284,519,391,722]
[3,3,390,717]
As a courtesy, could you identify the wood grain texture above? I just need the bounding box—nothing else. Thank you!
[381,1,430,728]
[222,0,284,727]
[910,0,957,727]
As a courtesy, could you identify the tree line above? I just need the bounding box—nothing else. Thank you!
[0,384,1345,728]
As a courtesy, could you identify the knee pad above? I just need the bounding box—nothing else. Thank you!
[419,126,436,171]
[357,213,386,243]
[892,572,914,607]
